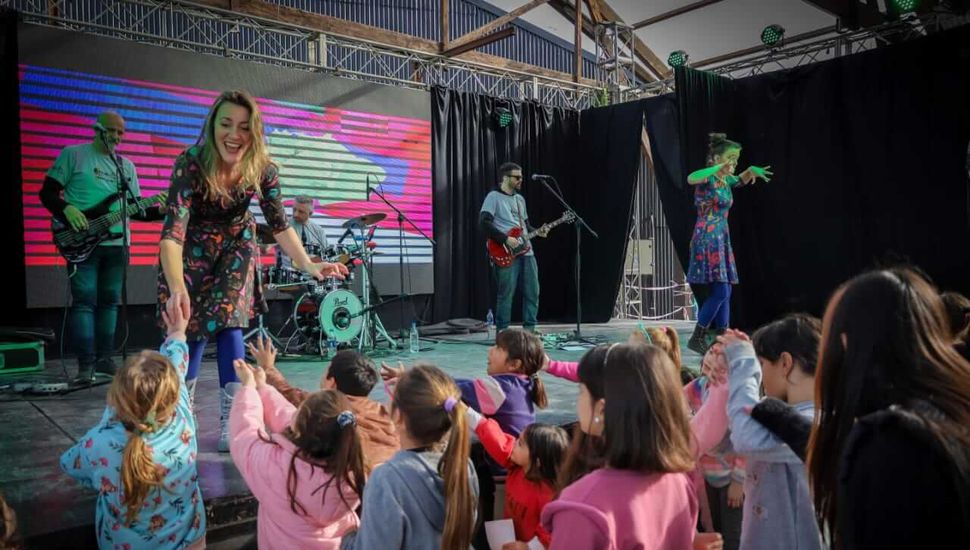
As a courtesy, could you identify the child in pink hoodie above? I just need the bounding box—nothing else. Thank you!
[229,359,365,550]
[541,343,700,549]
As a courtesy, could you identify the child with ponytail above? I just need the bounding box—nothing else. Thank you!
[60,304,205,549]
[229,359,365,549]
[455,328,548,438]
[343,364,479,549]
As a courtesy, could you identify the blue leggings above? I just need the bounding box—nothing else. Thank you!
[697,282,732,329]
[186,328,244,387]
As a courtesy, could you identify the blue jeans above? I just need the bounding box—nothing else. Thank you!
[697,282,731,329]
[69,245,124,366]
[493,255,539,330]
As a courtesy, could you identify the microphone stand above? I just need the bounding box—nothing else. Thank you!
[368,182,436,342]
[535,176,599,343]
[102,131,137,367]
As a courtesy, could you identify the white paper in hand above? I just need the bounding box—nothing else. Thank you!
[484,519,516,550]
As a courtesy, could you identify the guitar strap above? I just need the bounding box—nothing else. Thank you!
[513,194,526,232]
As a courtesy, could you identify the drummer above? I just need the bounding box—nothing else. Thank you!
[281,195,329,266]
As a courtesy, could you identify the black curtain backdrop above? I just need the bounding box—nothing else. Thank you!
[0,10,26,327]
[651,25,970,330]
[431,88,579,324]
[574,102,645,324]
[431,88,642,325]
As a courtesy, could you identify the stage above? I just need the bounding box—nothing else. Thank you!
[0,319,702,548]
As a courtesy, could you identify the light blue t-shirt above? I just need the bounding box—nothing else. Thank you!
[481,190,532,256]
[46,143,141,245]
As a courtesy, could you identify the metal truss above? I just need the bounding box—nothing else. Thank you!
[3,0,600,109]
[629,11,966,98]
[614,152,696,322]
[614,183,644,319]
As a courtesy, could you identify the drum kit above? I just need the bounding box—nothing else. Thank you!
[256,212,396,355]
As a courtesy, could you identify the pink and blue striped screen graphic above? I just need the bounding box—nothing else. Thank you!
[19,64,433,267]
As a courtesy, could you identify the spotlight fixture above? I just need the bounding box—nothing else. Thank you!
[761,24,786,47]
[667,50,689,68]
[890,0,920,14]
[494,106,513,128]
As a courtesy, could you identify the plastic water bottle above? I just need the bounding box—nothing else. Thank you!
[486,309,496,341]
[409,321,420,353]
[327,337,338,357]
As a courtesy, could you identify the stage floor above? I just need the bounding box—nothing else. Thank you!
[0,319,701,548]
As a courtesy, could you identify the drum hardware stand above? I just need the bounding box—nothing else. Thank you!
[351,221,397,351]
[244,244,284,348]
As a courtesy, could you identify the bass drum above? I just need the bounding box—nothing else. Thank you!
[317,289,363,343]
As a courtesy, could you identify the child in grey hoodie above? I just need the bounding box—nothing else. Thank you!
[342,364,479,550]
[720,317,825,550]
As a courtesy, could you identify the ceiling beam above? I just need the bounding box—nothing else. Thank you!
[442,27,515,57]
[692,25,838,69]
[799,0,884,29]
[193,0,595,83]
[583,0,603,24]
[632,0,726,30]
[440,0,449,48]
[447,0,548,51]
[573,0,583,82]
[548,0,657,82]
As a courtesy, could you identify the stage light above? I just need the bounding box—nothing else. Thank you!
[494,106,513,128]
[890,0,920,13]
[667,50,688,68]
[761,24,785,47]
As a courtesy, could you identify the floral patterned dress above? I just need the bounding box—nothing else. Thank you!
[60,339,205,549]
[158,146,289,340]
[687,175,742,284]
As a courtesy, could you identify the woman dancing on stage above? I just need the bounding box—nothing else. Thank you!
[158,90,348,451]
[686,133,771,354]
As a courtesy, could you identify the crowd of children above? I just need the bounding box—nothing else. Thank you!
[46,265,969,549]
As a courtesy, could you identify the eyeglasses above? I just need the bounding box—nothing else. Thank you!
[508,175,523,181]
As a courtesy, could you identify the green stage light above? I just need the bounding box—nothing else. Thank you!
[761,24,785,47]
[495,107,513,128]
[891,0,920,13]
[667,50,688,68]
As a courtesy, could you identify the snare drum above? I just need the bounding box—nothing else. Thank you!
[267,266,310,292]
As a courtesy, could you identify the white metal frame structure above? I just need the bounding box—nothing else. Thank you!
[3,0,602,109]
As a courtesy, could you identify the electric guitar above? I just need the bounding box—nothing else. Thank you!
[51,192,167,263]
[487,211,575,267]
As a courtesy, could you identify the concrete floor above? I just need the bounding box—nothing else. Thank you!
[0,319,702,547]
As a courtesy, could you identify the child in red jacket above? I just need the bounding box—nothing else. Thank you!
[466,408,568,547]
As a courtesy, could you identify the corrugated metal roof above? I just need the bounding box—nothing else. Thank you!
[269,0,598,78]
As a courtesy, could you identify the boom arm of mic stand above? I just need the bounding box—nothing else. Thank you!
[536,177,599,239]
[369,187,437,245]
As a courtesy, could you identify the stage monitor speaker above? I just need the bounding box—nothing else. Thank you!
[0,341,45,374]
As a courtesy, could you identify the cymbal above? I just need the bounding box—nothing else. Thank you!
[255,223,276,245]
[341,212,386,229]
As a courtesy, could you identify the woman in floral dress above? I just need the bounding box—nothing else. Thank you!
[686,133,771,354]
[158,90,347,451]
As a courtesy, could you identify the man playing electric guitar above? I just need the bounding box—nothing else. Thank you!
[39,111,164,383]
[480,162,550,333]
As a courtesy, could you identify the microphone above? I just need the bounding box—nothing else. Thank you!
[366,174,372,200]
[531,174,553,181]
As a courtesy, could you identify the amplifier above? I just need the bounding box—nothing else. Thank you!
[0,340,45,374]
